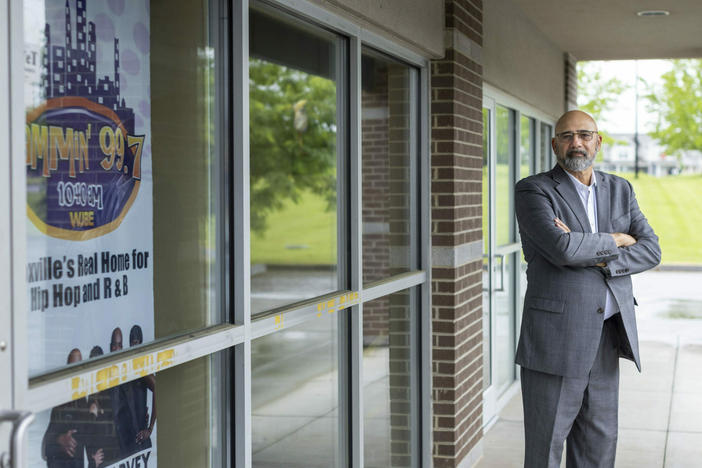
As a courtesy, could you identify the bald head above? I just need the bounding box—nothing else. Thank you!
[110,327,123,352]
[67,348,82,364]
[555,110,598,134]
[551,110,602,175]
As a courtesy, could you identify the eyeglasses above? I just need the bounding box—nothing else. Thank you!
[555,130,598,142]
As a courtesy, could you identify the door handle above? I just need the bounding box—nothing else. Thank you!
[494,253,505,292]
[0,410,34,468]
[482,254,489,291]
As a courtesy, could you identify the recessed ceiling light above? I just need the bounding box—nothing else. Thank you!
[637,10,670,17]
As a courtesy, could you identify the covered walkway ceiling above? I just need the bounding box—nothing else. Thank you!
[511,0,702,60]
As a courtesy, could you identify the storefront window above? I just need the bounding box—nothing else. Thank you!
[249,7,342,315]
[540,122,553,171]
[363,290,416,467]
[361,49,413,285]
[252,315,339,467]
[24,0,225,376]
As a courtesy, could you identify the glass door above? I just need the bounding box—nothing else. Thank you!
[482,99,522,426]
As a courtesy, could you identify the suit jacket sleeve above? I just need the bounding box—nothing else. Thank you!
[515,178,620,267]
[604,181,661,277]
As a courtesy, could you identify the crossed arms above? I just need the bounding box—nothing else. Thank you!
[515,178,661,276]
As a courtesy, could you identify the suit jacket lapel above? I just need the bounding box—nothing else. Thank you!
[595,171,611,233]
[551,164,590,232]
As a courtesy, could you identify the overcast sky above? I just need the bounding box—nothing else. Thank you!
[577,59,674,135]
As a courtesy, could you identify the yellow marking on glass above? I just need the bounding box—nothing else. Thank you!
[317,303,324,311]
[71,376,87,400]
[156,349,175,369]
[96,365,120,391]
[132,355,147,377]
[274,314,284,330]
[327,308,335,314]
[327,299,335,308]
[317,312,323,318]
[339,296,346,304]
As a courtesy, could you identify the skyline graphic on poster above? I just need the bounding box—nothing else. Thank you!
[26,0,147,239]
[42,0,135,134]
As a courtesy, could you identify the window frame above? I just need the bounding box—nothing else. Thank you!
[4,0,433,466]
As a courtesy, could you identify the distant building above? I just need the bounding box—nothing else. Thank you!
[601,133,702,176]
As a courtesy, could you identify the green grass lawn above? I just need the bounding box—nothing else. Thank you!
[253,170,701,266]
[614,172,702,265]
[251,191,337,265]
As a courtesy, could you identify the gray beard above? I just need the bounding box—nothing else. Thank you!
[559,150,595,172]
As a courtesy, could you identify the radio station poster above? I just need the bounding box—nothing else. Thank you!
[24,0,156,466]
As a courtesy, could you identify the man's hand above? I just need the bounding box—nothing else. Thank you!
[612,232,637,247]
[57,429,78,457]
[554,218,570,233]
[136,427,152,443]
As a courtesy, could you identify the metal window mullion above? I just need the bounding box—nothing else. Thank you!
[232,0,251,466]
[418,63,432,468]
[336,31,353,468]
[408,68,420,467]
[534,119,541,174]
[0,0,14,412]
[511,109,519,245]
[348,35,363,468]
[26,323,245,412]
[213,0,233,463]
[8,0,28,411]
[488,102,497,400]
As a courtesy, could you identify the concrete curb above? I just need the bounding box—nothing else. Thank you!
[654,264,702,272]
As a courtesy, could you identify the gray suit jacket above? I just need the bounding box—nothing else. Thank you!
[515,164,661,378]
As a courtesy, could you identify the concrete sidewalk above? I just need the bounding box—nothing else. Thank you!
[476,271,702,467]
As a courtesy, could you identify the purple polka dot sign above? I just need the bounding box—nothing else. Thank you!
[23,2,156,465]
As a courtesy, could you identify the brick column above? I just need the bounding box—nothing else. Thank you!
[430,1,485,466]
[565,52,578,111]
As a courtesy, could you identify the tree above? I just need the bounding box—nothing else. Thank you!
[645,59,702,162]
[577,62,629,159]
[249,58,337,233]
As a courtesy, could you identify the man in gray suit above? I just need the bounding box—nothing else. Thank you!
[515,110,661,467]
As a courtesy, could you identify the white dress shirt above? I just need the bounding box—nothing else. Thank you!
[564,170,618,320]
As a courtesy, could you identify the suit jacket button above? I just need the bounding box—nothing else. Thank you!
[597,307,604,314]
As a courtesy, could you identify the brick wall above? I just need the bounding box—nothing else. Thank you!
[362,63,392,341]
[430,0,485,466]
[362,57,412,343]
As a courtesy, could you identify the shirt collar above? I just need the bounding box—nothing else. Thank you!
[564,169,596,191]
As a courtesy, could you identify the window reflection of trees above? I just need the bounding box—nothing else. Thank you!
[249,58,337,234]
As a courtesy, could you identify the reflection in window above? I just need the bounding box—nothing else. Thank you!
[481,107,491,391]
[540,122,553,172]
[252,315,339,467]
[361,49,413,285]
[495,106,514,246]
[249,8,341,314]
[520,115,533,179]
[363,290,415,467]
